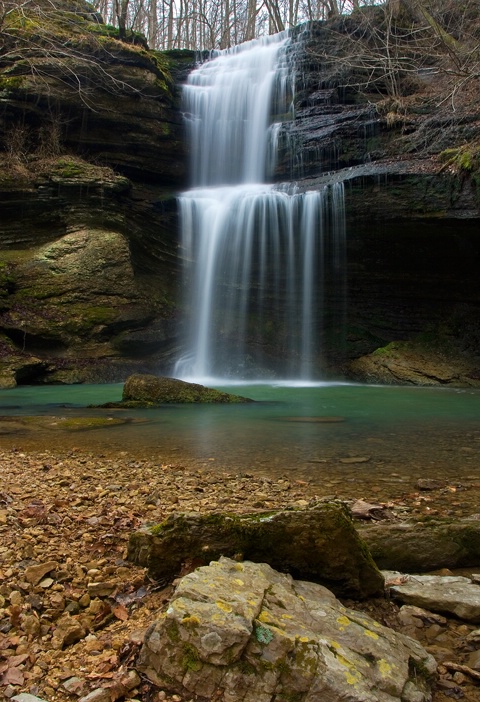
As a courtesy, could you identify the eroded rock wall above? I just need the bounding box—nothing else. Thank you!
[0,0,195,384]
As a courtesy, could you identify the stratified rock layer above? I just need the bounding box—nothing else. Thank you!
[128,504,384,599]
[347,341,480,388]
[138,557,436,702]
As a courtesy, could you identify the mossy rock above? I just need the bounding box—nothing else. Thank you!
[120,374,253,405]
[127,504,384,599]
[359,519,480,572]
[347,339,480,387]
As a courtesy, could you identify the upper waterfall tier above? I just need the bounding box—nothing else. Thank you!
[183,33,291,187]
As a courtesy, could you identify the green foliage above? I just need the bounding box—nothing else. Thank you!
[0,76,26,91]
[440,144,480,176]
[48,158,91,178]
[372,342,399,358]
[0,262,16,297]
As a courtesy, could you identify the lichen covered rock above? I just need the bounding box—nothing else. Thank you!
[128,504,384,599]
[138,557,436,702]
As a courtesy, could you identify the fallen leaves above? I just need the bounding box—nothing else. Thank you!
[112,604,129,622]
[1,446,480,702]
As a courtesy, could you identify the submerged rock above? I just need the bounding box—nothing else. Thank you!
[120,373,253,405]
[138,557,436,702]
[128,504,384,599]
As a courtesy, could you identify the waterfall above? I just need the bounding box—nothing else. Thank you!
[174,33,346,383]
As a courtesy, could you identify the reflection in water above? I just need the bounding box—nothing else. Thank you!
[0,383,479,503]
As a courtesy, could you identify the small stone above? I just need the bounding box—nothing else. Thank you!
[79,593,91,608]
[111,635,125,650]
[77,689,110,702]
[425,644,455,662]
[87,582,116,597]
[25,562,58,586]
[63,676,86,694]
[84,635,103,653]
[466,629,480,643]
[51,614,86,649]
[339,456,370,464]
[88,598,104,615]
[437,678,460,690]
[425,624,443,640]
[12,695,50,702]
[39,578,54,589]
[417,479,446,491]
[452,671,467,685]
[467,649,480,670]
[65,601,81,615]
[292,499,309,508]
[401,680,427,702]
[9,591,23,605]
[22,613,41,638]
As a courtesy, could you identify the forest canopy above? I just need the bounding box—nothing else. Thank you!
[88,0,480,58]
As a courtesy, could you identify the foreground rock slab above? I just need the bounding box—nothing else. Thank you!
[138,557,436,702]
[128,504,384,599]
[385,572,480,622]
[118,374,253,405]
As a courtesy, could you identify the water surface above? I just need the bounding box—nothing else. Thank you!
[1,383,479,503]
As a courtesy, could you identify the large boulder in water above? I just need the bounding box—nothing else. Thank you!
[137,557,436,702]
[127,504,384,599]
[121,373,253,405]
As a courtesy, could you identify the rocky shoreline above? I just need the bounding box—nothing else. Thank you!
[1,447,480,701]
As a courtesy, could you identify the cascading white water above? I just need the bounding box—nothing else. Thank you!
[174,33,346,383]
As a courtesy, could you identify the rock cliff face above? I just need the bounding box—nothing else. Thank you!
[0,2,479,385]
[0,0,194,385]
[273,20,480,383]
